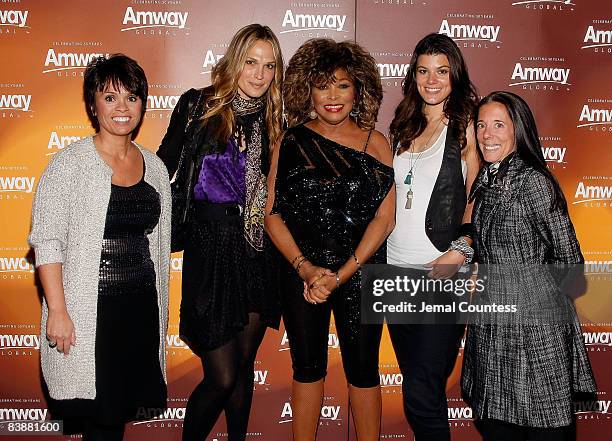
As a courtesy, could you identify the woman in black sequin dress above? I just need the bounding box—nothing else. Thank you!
[266,39,395,441]
[30,55,171,441]
[156,25,284,441]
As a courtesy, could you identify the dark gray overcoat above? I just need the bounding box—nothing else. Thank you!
[461,156,596,428]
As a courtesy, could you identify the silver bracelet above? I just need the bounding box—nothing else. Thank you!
[335,272,341,289]
[449,237,474,264]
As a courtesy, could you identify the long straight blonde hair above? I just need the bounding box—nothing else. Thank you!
[203,24,284,146]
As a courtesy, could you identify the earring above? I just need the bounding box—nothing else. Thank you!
[309,110,318,120]
[349,108,359,118]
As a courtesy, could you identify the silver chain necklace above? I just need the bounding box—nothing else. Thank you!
[404,117,444,209]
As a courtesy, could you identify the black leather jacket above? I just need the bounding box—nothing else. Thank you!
[157,86,221,180]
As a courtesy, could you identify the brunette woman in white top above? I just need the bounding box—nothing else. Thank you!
[387,33,480,441]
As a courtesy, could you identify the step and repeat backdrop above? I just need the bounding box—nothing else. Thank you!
[1,0,611,440]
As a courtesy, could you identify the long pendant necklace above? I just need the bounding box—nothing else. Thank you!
[404,117,443,209]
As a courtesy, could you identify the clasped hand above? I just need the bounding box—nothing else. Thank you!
[300,264,337,304]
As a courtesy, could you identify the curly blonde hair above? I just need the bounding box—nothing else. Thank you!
[283,39,382,130]
[203,24,284,145]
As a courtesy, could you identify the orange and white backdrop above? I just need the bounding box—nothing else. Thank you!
[0,1,610,440]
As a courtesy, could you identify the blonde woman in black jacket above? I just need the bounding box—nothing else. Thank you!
[156,24,283,441]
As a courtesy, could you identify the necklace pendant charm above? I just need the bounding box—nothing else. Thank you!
[405,189,413,209]
[404,171,413,185]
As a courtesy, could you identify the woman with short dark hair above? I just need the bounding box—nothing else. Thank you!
[266,38,395,441]
[462,91,596,441]
[30,53,171,441]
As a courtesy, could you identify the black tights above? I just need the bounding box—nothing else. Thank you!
[182,313,267,441]
[82,420,125,441]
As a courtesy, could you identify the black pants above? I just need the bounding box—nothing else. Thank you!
[282,270,382,388]
[388,323,464,441]
[477,419,575,441]
[82,421,125,441]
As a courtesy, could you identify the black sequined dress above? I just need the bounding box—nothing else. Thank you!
[50,174,167,424]
[272,125,394,336]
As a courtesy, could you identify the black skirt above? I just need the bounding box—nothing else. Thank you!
[179,204,281,354]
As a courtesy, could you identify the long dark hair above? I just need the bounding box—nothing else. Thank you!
[389,33,477,151]
[477,91,567,212]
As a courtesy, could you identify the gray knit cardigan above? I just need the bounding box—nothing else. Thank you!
[29,136,171,400]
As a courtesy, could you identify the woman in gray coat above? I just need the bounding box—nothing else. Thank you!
[462,91,596,441]
[29,55,171,441]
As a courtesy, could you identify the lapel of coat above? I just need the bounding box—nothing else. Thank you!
[480,156,528,235]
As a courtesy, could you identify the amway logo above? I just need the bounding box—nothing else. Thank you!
[170,257,183,272]
[254,370,268,385]
[0,10,28,28]
[380,373,403,386]
[512,0,574,6]
[578,105,612,128]
[43,49,109,74]
[147,95,180,111]
[583,332,612,346]
[201,49,224,75]
[47,132,81,155]
[378,63,410,79]
[582,26,612,49]
[0,95,31,112]
[280,10,347,33]
[541,146,566,163]
[279,402,340,423]
[133,407,186,424]
[439,20,500,42]
[0,408,47,421]
[0,257,33,273]
[448,406,473,421]
[166,334,188,349]
[279,331,339,350]
[510,63,570,86]
[573,182,612,204]
[575,400,611,414]
[584,261,612,274]
[0,176,35,193]
[121,7,188,32]
[0,334,40,350]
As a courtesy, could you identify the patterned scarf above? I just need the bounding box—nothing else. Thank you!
[232,93,267,252]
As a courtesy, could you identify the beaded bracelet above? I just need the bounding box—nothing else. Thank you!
[449,237,474,264]
[291,254,304,268]
[295,257,308,274]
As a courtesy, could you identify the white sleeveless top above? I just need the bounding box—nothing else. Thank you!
[387,126,467,266]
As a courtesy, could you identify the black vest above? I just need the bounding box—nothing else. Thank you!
[424,120,467,251]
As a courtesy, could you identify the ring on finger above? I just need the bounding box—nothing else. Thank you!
[48,341,57,348]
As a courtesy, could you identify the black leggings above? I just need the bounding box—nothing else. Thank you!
[477,419,575,441]
[182,312,267,441]
[282,270,382,388]
[82,421,125,441]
